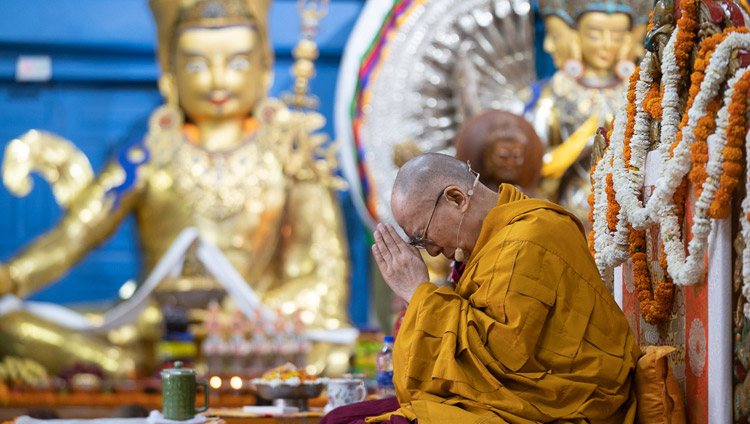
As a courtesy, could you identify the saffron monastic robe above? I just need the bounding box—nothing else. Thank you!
[371,184,639,424]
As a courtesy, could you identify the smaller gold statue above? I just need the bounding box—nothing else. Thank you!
[532,0,651,226]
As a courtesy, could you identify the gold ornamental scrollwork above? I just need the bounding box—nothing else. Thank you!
[2,130,94,208]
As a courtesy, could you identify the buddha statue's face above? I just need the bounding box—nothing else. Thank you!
[456,110,542,190]
[481,121,527,184]
[576,12,631,78]
[543,15,573,69]
[173,25,265,123]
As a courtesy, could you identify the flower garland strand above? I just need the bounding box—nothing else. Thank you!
[588,129,609,255]
[644,81,663,120]
[674,0,699,77]
[654,241,676,322]
[688,98,721,196]
[623,69,641,168]
[709,71,750,218]
[687,31,736,197]
[605,70,640,235]
[593,102,632,269]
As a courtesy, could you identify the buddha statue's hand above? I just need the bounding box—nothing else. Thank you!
[0,264,13,296]
[372,223,430,304]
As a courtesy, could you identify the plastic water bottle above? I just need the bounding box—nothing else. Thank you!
[376,336,396,397]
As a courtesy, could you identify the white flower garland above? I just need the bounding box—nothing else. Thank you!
[591,156,608,276]
[591,30,750,285]
[592,103,630,270]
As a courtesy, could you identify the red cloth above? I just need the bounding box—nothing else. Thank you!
[319,397,413,424]
[449,261,465,284]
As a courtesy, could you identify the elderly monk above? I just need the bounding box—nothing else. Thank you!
[324,153,639,424]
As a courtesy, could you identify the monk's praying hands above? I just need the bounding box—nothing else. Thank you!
[372,223,429,303]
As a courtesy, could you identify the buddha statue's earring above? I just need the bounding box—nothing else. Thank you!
[151,74,185,134]
[562,58,584,80]
[615,59,637,80]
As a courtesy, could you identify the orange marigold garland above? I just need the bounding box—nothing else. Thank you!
[637,180,685,325]
[653,241,676,322]
[709,71,750,218]
[606,169,619,233]
[674,0,699,77]
[689,98,722,197]
[623,69,640,168]
[588,146,606,254]
[629,224,674,325]
[644,82,663,120]
[645,179,688,324]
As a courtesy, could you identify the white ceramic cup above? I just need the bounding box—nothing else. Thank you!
[324,378,367,413]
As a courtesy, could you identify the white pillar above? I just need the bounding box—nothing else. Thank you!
[707,216,731,423]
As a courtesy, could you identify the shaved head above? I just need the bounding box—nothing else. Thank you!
[393,153,476,207]
[391,153,498,260]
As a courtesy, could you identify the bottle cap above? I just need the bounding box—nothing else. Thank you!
[383,336,394,343]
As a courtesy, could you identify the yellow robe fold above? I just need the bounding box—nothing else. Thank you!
[372,184,639,423]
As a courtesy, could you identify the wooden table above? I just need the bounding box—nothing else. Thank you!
[0,388,329,423]
[207,409,322,424]
[0,411,321,424]
[0,392,260,421]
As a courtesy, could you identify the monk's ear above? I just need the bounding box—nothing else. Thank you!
[443,186,468,210]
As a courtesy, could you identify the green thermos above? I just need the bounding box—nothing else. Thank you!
[161,361,209,420]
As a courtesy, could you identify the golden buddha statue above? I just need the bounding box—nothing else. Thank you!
[0,0,351,377]
[533,0,650,226]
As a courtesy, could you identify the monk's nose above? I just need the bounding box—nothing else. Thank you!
[426,245,441,257]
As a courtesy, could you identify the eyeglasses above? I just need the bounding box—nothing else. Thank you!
[407,162,480,249]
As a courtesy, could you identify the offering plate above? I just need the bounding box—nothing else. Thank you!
[253,382,326,412]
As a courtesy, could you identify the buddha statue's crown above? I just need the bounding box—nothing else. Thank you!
[538,0,652,27]
[175,0,255,28]
[149,0,272,72]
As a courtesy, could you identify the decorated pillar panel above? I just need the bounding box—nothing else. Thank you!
[682,184,709,422]
[617,150,732,423]
[618,183,689,393]
[587,0,749,422]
